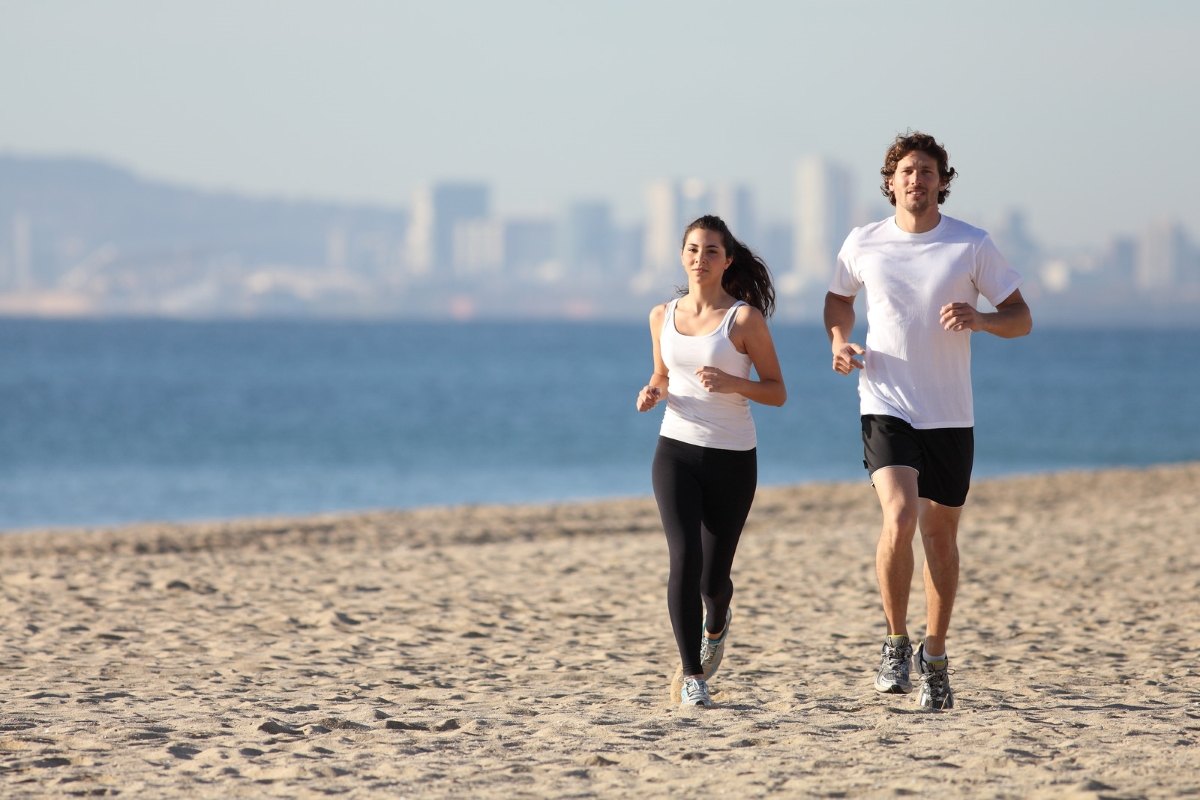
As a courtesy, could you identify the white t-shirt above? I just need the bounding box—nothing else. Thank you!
[658,298,757,451]
[828,214,1023,429]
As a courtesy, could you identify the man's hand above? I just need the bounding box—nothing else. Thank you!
[832,343,865,375]
[940,302,983,332]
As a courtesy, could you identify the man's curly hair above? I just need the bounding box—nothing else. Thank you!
[880,131,957,206]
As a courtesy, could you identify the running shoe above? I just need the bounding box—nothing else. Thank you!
[680,676,713,707]
[700,608,732,680]
[915,643,955,710]
[873,635,914,694]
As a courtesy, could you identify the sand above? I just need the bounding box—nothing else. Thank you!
[1,463,1198,798]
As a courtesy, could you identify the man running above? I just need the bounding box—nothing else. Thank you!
[824,131,1033,709]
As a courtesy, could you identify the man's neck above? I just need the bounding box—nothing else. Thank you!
[894,208,942,234]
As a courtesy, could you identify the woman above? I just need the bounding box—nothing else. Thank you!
[635,215,786,707]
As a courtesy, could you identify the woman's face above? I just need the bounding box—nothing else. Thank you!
[680,228,732,283]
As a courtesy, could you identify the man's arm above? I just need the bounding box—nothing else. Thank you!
[939,289,1032,338]
[824,291,865,374]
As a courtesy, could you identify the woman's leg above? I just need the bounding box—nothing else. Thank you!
[699,447,757,632]
[652,437,706,676]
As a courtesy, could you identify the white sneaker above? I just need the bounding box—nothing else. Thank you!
[680,676,713,707]
[700,608,732,680]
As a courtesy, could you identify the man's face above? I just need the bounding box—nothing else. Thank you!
[888,151,944,216]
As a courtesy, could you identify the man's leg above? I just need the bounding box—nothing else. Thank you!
[918,501,962,657]
[870,466,921,693]
[872,466,921,635]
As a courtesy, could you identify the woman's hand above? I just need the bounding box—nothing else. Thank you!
[695,365,739,394]
[636,385,663,412]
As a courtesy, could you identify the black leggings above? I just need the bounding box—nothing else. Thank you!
[652,436,757,676]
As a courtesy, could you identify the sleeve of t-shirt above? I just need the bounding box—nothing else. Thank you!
[973,234,1023,306]
[828,239,862,297]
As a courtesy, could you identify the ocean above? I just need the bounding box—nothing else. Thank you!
[2,318,1197,532]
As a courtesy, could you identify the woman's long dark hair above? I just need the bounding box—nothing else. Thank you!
[680,215,776,318]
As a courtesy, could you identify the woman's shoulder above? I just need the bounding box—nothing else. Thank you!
[648,301,671,325]
[732,302,765,325]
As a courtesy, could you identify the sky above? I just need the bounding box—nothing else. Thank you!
[3,0,1198,250]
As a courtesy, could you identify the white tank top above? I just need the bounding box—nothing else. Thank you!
[658,298,756,451]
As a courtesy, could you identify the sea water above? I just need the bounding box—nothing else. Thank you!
[1,318,1197,531]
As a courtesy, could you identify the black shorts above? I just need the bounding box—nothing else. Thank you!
[861,414,974,507]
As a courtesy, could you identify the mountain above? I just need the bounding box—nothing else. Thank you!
[0,154,409,316]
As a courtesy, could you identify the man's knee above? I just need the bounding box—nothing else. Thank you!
[920,504,961,542]
[880,504,919,542]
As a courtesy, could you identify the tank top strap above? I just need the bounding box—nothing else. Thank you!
[661,298,680,334]
[720,300,747,337]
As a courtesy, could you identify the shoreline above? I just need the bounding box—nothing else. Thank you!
[3,459,1196,550]
[2,461,1198,797]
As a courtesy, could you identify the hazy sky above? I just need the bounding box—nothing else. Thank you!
[3,0,1198,248]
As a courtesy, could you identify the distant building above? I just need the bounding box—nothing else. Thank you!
[561,201,615,278]
[633,179,759,295]
[758,220,794,282]
[406,182,490,280]
[614,223,644,289]
[11,212,33,290]
[992,210,1041,280]
[789,157,853,297]
[1137,220,1191,291]
[635,179,713,294]
[709,182,757,245]
[504,218,560,281]
[453,218,504,277]
[638,180,684,292]
[1098,236,1137,287]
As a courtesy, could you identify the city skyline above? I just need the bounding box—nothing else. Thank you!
[3,1,1199,252]
[2,151,1196,325]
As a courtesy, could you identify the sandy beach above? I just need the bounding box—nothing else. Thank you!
[1,463,1197,798]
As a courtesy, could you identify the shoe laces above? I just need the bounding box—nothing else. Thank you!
[700,631,724,663]
[919,660,953,705]
[881,641,912,667]
[682,678,710,704]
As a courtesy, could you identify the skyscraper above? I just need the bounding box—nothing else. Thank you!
[562,200,615,279]
[709,182,756,245]
[11,212,33,290]
[634,179,720,295]
[789,157,853,296]
[1137,220,1190,291]
[406,182,490,280]
[638,180,685,294]
[504,218,559,281]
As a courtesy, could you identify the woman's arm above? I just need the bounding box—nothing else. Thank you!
[697,306,786,407]
[636,304,670,412]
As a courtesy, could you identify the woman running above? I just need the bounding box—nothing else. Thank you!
[635,214,786,707]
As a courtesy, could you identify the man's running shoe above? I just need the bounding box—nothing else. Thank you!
[680,676,713,707]
[915,643,955,710]
[700,608,732,680]
[873,635,914,694]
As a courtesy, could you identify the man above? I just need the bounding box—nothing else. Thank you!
[824,131,1032,710]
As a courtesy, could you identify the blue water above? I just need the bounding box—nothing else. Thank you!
[2,319,1197,531]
